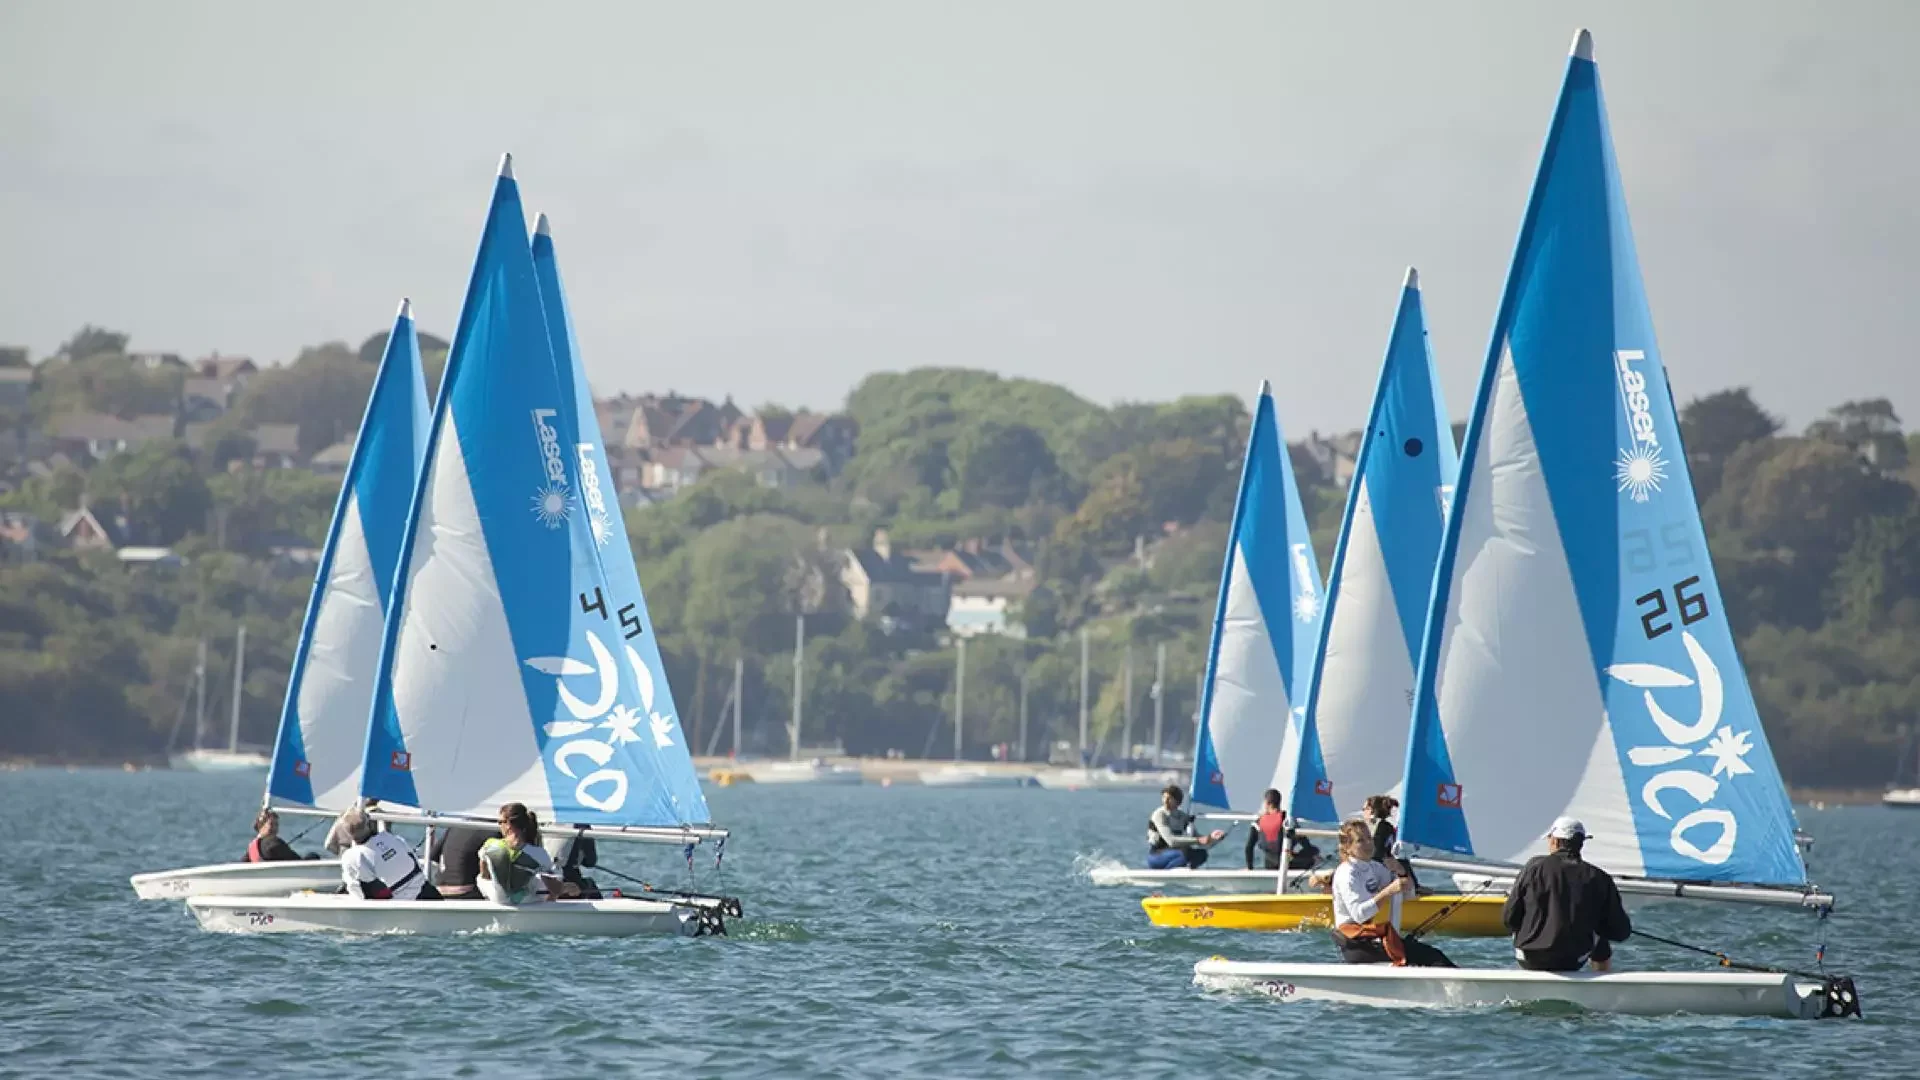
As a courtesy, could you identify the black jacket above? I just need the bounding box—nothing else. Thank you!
[1502,849,1631,956]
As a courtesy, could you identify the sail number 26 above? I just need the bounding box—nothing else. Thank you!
[1636,577,1708,640]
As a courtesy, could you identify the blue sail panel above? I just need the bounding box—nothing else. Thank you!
[1190,384,1323,811]
[1288,271,1456,824]
[268,300,429,810]
[530,216,711,824]
[363,160,713,829]
[1399,34,1803,886]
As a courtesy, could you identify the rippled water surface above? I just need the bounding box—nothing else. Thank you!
[6,770,1914,1077]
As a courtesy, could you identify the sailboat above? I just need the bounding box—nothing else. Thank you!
[1101,280,1468,898]
[1194,31,1854,1018]
[134,298,431,900]
[169,627,272,771]
[189,157,738,936]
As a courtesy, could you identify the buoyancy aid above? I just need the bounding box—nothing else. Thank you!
[1254,811,1287,857]
[246,837,264,863]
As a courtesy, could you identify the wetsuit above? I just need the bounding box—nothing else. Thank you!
[1146,806,1208,870]
[1502,849,1631,971]
[428,827,497,899]
[1368,817,1417,890]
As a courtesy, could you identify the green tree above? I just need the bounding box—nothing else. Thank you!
[87,441,213,544]
[1679,388,1780,501]
[949,421,1059,510]
[1807,398,1907,473]
[59,325,130,361]
[238,342,377,456]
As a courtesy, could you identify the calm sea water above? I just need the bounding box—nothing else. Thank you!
[4,769,1913,1078]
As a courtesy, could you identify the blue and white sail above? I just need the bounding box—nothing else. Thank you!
[1284,270,1456,825]
[266,298,430,811]
[1398,31,1804,886]
[361,156,712,829]
[1190,381,1324,812]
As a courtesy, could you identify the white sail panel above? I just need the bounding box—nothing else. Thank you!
[290,499,386,811]
[382,410,551,817]
[1300,480,1415,810]
[1419,351,1641,873]
[1203,541,1295,812]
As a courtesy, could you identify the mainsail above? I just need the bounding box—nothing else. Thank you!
[360,156,711,830]
[1398,31,1805,887]
[266,299,430,811]
[1190,381,1324,812]
[1284,270,1457,825]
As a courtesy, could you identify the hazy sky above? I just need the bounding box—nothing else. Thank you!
[3,2,1915,431]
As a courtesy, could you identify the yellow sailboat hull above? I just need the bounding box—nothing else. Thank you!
[1141,893,1509,937]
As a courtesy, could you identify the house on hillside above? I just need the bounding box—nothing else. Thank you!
[251,423,302,469]
[196,353,258,384]
[180,376,234,422]
[841,529,950,628]
[128,351,187,371]
[643,446,825,493]
[49,413,180,462]
[59,506,130,551]
[1292,430,1362,489]
[308,438,355,475]
[0,365,32,410]
[746,411,858,476]
[947,575,1035,639]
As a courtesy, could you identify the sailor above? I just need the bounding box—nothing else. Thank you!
[1328,819,1455,967]
[1145,784,1225,870]
[550,827,603,899]
[1502,817,1631,972]
[324,797,380,855]
[338,807,438,901]
[427,823,499,900]
[1242,789,1320,871]
[244,809,309,863]
[477,802,580,904]
[1362,794,1418,893]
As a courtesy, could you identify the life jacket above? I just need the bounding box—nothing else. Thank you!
[480,838,545,903]
[1254,811,1287,856]
[355,832,423,900]
[246,837,264,863]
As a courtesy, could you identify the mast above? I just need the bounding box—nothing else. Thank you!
[1018,667,1030,763]
[1153,643,1166,767]
[953,636,966,760]
[228,624,246,752]
[194,638,208,750]
[733,656,744,759]
[1078,626,1090,764]
[790,613,804,761]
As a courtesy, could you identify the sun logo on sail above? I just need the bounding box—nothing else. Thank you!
[1615,444,1668,504]
[532,483,572,528]
[1289,543,1320,622]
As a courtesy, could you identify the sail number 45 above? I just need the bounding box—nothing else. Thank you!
[579,588,642,640]
[1636,576,1708,640]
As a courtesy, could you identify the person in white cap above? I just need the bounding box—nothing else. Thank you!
[1500,817,1631,972]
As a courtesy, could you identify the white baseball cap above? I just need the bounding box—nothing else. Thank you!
[1547,816,1587,840]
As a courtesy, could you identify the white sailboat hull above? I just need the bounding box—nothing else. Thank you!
[1882,788,1920,808]
[170,749,272,772]
[186,893,707,937]
[744,762,864,785]
[1036,768,1181,791]
[1193,959,1833,1019]
[131,860,343,900]
[919,766,1037,788]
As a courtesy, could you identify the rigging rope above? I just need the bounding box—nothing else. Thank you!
[1403,876,1500,941]
[1631,928,1861,1019]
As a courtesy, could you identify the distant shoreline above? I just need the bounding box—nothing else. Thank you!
[1,755,1903,806]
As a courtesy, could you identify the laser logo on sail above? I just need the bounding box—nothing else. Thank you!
[530,409,573,528]
[575,443,612,547]
[1613,350,1668,503]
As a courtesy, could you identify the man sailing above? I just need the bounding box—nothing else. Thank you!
[1145,784,1226,870]
[1501,817,1631,971]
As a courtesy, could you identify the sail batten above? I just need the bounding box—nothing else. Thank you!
[1190,383,1323,812]
[1286,271,1457,824]
[1398,32,1805,887]
[267,299,429,811]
